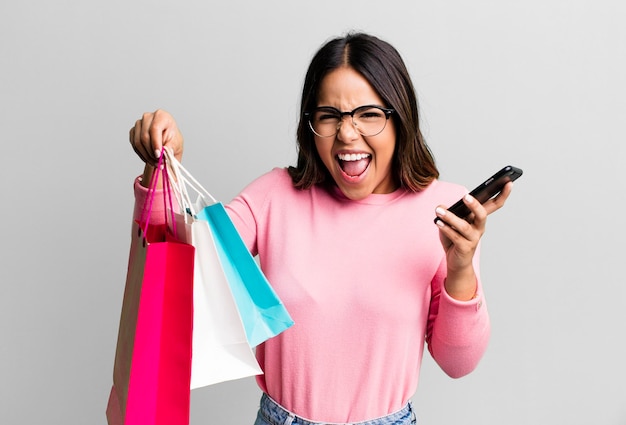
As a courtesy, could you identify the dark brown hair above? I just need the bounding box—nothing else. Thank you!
[288,32,439,192]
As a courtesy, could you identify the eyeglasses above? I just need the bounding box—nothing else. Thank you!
[304,105,395,137]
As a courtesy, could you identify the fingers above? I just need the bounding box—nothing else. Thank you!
[435,182,515,272]
[436,203,480,242]
[436,182,515,226]
[434,182,515,244]
[130,116,152,164]
[434,194,486,256]
[129,113,156,165]
[436,193,484,228]
[146,110,170,158]
[129,109,183,165]
[482,182,513,215]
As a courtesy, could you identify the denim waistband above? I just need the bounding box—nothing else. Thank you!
[256,393,416,425]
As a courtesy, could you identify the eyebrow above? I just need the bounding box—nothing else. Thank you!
[313,104,386,112]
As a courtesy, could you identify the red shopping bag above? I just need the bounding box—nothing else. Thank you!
[107,155,194,425]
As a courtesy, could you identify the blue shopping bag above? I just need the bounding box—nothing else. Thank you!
[164,149,294,348]
[195,202,294,348]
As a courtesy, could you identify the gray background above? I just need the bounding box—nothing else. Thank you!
[1,0,624,424]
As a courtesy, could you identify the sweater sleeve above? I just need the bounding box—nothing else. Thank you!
[425,246,491,378]
[224,192,259,256]
[224,168,286,257]
[133,169,279,252]
[132,176,171,225]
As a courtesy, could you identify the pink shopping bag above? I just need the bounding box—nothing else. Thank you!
[107,154,194,425]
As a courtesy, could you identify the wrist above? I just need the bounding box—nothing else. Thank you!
[444,267,477,301]
[140,164,152,188]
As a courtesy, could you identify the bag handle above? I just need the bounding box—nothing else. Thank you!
[138,150,178,239]
[137,153,162,232]
[164,149,218,216]
[164,150,195,222]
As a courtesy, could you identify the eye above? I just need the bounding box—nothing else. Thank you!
[355,107,384,121]
[314,109,340,122]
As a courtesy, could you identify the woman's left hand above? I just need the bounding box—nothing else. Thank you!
[434,182,514,300]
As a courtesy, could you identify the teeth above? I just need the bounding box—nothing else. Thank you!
[337,153,371,161]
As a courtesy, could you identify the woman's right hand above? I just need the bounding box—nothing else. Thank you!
[129,109,184,187]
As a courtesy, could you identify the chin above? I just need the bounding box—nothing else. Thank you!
[336,183,372,201]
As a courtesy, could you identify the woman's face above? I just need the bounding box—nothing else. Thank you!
[314,67,397,200]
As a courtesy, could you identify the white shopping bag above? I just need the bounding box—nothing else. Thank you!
[166,151,262,389]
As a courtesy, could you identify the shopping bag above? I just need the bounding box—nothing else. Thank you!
[165,151,262,389]
[107,155,194,425]
[198,203,295,347]
[165,151,294,348]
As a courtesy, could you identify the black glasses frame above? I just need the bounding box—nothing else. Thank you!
[304,104,395,137]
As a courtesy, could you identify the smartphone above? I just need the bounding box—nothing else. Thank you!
[436,165,523,222]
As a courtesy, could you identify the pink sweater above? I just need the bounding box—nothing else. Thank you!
[134,168,490,423]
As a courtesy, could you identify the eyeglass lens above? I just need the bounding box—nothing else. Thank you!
[309,106,389,137]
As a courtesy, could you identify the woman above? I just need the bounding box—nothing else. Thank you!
[130,32,513,425]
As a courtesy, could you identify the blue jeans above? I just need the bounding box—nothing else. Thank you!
[254,393,417,425]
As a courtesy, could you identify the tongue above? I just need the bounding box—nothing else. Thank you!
[341,158,370,177]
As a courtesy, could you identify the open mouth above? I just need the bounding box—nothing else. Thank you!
[337,153,371,177]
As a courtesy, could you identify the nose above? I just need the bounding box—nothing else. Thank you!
[336,115,359,141]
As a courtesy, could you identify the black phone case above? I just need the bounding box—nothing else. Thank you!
[440,165,523,221]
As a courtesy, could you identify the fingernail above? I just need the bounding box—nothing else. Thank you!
[464,194,474,203]
[435,218,445,228]
[154,148,161,158]
[436,207,446,216]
